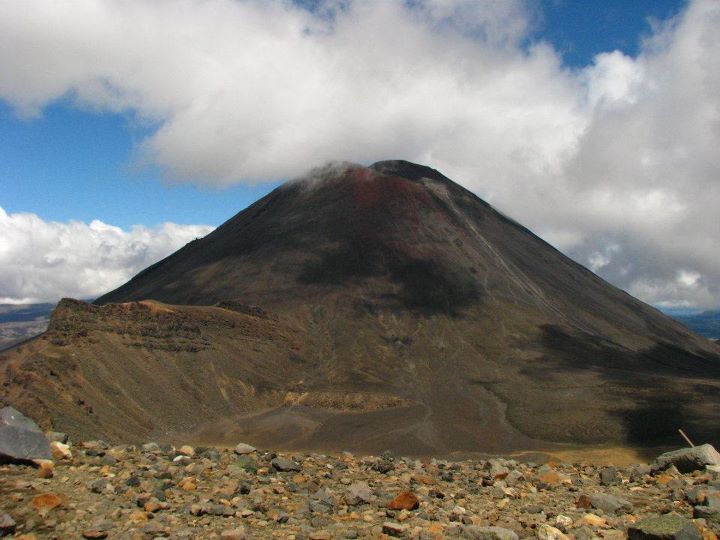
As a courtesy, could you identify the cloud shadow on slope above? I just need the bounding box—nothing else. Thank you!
[534,324,720,446]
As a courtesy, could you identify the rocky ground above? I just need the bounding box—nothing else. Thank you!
[1,438,720,540]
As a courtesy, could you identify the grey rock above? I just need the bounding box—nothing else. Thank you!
[628,514,701,540]
[271,456,301,472]
[88,478,111,494]
[707,490,720,510]
[488,460,510,479]
[238,482,252,495]
[273,510,290,523]
[236,455,258,473]
[568,527,595,540]
[234,443,256,455]
[0,406,51,461]
[462,526,519,540]
[84,448,105,457]
[0,513,17,536]
[309,515,330,528]
[199,447,221,461]
[585,493,633,514]
[312,487,335,507]
[190,503,234,517]
[600,466,621,486]
[630,464,652,483]
[141,442,160,453]
[208,504,235,517]
[685,485,720,506]
[45,431,68,443]
[345,481,373,506]
[693,505,719,525]
[158,443,174,455]
[372,459,395,474]
[382,522,408,537]
[653,444,720,473]
[309,500,333,514]
[505,470,524,486]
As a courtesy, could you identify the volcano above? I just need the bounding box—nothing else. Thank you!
[2,160,719,454]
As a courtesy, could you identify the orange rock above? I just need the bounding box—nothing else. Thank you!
[50,441,73,461]
[388,491,420,511]
[538,471,562,485]
[32,493,62,516]
[416,475,435,485]
[179,477,197,491]
[656,474,673,486]
[128,511,148,523]
[576,494,592,509]
[578,513,608,528]
[35,460,54,479]
[700,526,718,540]
[144,500,162,513]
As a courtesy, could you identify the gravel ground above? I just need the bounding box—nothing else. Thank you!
[1,440,719,539]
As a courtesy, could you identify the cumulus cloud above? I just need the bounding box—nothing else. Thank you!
[0,207,213,303]
[0,0,718,308]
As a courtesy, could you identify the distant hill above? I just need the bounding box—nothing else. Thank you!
[0,303,54,350]
[667,310,720,340]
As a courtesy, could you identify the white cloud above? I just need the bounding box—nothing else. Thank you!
[0,207,214,303]
[0,0,718,308]
[677,270,701,289]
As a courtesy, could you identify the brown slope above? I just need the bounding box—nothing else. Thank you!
[3,161,720,453]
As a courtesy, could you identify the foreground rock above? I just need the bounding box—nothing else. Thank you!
[628,515,702,540]
[654,445,720,473]
[0,406,51,462]
[1,440,719,539]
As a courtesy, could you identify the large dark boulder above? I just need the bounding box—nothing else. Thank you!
[0,406,51,462]
[652,444,720,473]
[628,515,701,540]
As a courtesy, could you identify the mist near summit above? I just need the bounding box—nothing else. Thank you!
[0,0,718,308]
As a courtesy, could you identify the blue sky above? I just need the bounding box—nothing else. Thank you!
[1,101,278,228]
[1,0,684,228]
[535,0,685,67]
[1,0,718,308]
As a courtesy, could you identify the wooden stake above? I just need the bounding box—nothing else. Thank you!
[678,428,695,448]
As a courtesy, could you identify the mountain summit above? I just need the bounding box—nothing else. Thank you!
[4,161,720,453]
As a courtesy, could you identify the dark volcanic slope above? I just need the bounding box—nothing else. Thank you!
[4,161,720,453]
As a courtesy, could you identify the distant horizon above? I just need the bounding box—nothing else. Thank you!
[2,298,719,317]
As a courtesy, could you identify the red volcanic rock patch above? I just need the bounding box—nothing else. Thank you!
[350,167,433,221]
